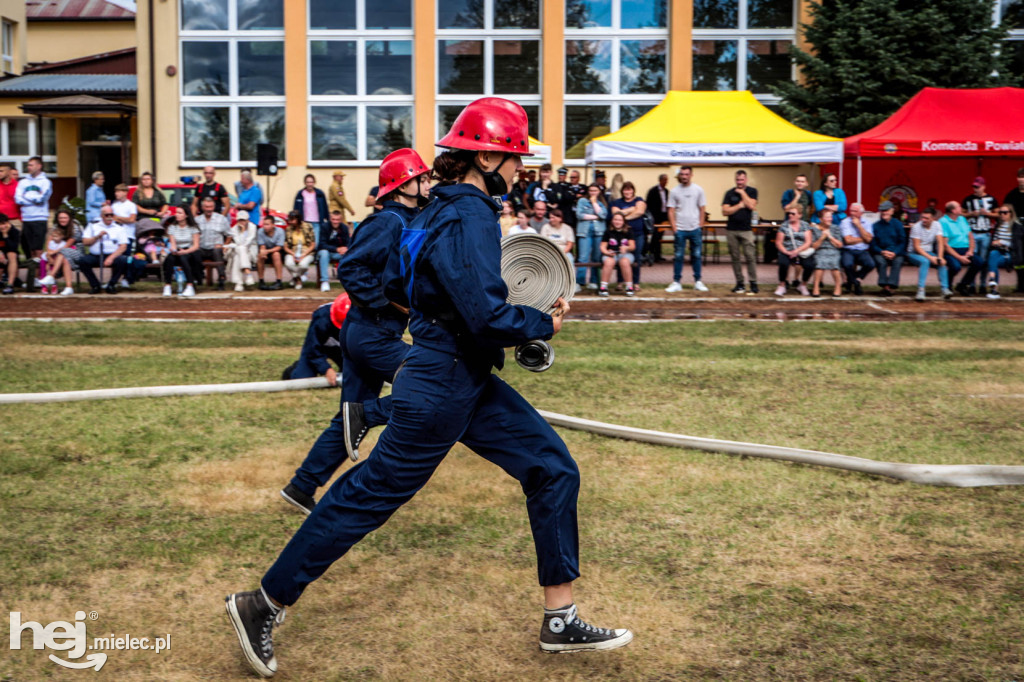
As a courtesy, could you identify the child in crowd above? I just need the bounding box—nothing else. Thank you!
[506,209,537,236]
[41,225,73,295]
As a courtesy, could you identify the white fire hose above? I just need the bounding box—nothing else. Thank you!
[2,378,1022,488]
[500,233,576,372]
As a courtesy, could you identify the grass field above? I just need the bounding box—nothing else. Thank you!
[1,319,1023,681]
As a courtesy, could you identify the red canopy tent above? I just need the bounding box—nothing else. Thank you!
[836,87,1024,214]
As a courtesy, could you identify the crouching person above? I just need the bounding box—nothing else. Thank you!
[281,292,350,385]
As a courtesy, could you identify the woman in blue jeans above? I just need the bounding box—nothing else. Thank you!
[575,184,607,289]
[610,182,647,288]
[984,204,1020,299]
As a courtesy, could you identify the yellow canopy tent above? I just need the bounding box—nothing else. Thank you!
[526,136,551,165]
[585,91,843,165]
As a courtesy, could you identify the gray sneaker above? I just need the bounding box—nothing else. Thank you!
[225,590,285,678]
[915,287,926,302]
[539,603,633,653]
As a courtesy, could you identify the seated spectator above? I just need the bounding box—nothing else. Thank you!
[226,209,258,292]
[281,293,350,386]
[775,208,815,296]
[539,209,574,255]
[0,213,19,294]
[869,200,906,296]
[905,207,951,301]
[839,202,874,295]
[940,201,984,297]
[575,183,607,290]
[498,200,517,236]
[813,173,848,223]
[809,208,843,297]
[984,204,1020,299]
[137,223,169,266]
[257,215,285,290]
[38,209,81,295]
[284,210,316,289]
[598,213,635,297]
[1003,168,1024,292]
[40,223,71,295]
[507,210,536,236]
[195,196,232,289]
[80,207,130,295]
[610,181,647,290]
[317,210,350,292]
[529,200,550,232]
[161,206,200,297]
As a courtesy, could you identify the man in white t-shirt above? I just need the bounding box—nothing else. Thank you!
[665,166,708,292]
[110,183,138,238]
[79,207,130,294]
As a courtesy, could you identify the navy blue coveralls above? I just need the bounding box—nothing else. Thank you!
[286,201,417,498]
[263,184,581,605]
[283,303,343,380]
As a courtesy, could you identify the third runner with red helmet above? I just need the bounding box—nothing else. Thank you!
[279,148,430,515]
[227,101,631,678]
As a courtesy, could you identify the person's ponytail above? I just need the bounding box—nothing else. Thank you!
[432,150,474,184]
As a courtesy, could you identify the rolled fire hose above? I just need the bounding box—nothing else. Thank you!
[2,378,1023,487]
[500,233,576,372]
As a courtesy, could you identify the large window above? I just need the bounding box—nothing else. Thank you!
[998,0,1024,81]
[179,0,285,165]
[0,118,56,172]
[692,0,795,103]
[437,0,542,143]
[564,0,667,159]
[1,20,13,74]
[309,0,413,164]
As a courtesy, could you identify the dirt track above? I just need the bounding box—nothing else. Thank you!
[3,292,1024,322]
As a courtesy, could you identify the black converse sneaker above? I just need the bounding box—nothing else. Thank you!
[225,590,286,678]
[279,483,315,516]
[343,401,368,462]
[539,603,633,653]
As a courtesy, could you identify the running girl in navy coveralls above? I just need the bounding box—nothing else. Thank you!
[279,149,430,516]
[226,99,632,678]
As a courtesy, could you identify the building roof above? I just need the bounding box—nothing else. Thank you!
[20,94,136,115]
[25,47,136,75]
[0,73,136,95]
[26,0,135,21]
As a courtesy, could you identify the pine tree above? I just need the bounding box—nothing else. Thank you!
[774,0,1015,137]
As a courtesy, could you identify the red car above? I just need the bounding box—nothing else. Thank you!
[127,183,287,228]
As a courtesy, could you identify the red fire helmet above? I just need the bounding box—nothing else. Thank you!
[330,291,352,329]
[435,97,533,157]
[377,148,430,198]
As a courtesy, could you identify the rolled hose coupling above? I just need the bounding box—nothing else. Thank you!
[500,233,575,372]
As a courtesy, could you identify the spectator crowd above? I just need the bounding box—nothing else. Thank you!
[1,159,1022,302]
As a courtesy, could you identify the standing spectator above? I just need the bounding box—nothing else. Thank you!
[939,200,983,296]
[317,210,350,292]
[191,165,230,215]
[809,208,843,297]
[0,163,20,230]
[110,183,138,239]
[594,169,611,204]
[1002,167,1024,220]
[257,215,285,290]
[507,210,536,236]
[645,173,670,263]
[813,173,847,223]
[327,171,356,222]
[85,170,106,224]
[550,167,578,231]
[598,212,635,297]
[984,204,1020,299]
[236,170,264,224]
[532,163,555,204]
[963,176,998,288]
[15,156,52,291]
[364,185,382,214]
[529,200,550,232]
[722,169,759,295]
[509,171,532,215]
[79,207,128,295]
[539,209,574,255]
[568,170,586,204]
[131,172,168,235]
[195,196,232,289]
[226,209,258,291]
[161,206,201,298]
[284,210,316,289]
[575,183,607,290]
[869,200,906,296]
[781,174,813,221]
[610,182,647,289]
[498,200,517,236]
[839,202,875,295]
[774,208,815,296]
[294,174,329,234]
[905,207,951,301]
[665,166,707,293]
[0,213,20,294]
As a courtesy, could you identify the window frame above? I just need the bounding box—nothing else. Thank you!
[1,20,13,74]
[0,118,57,171]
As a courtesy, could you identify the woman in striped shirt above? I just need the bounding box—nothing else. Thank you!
[985,204,1020,299]
[162,206,201,297]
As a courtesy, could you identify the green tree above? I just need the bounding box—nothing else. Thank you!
[775,0,1016,137]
